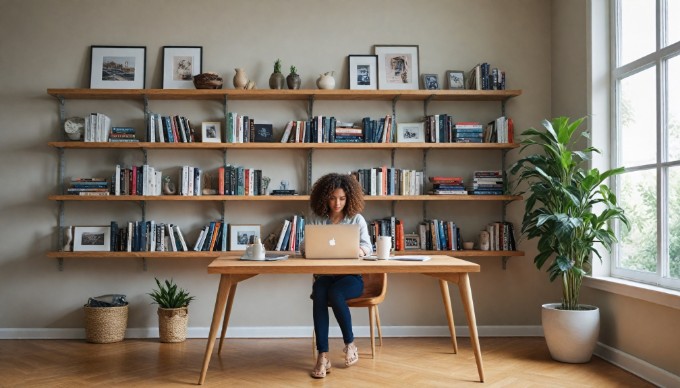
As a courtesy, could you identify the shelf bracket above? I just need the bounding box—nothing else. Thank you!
[58,257,64,271]
[58,96,66,136]
[501,99,507,117]
[307,95,315,121]
[391,96,400,125]
[423,94,435,117]
[307,149,313,193]
[502,256,509,270]
[223,95,229,136]
[142,258,148,271]
[143,96,150,132]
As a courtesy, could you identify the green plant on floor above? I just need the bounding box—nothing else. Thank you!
[148,278,195,309]
[509,117,629,310]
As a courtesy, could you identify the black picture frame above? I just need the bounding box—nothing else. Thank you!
[162,46,203,89]
[422,74,439,90]
[90,45,146,89]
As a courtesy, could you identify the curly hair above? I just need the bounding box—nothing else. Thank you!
[309,173,364,218]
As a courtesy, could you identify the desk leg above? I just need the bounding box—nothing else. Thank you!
[438,279,458,354]
[198,275,233,385]
[458,273,485,382]
[218,282,238,355]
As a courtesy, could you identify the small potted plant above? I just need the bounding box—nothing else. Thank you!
[269,59,285,89]
[286,65,301,90]
[149,278,195,343]
[510,117,629,363]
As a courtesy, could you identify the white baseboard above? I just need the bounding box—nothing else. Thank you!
[594,342,680,388]
[0,325,542,340]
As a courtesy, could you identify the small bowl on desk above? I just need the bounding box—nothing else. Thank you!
[193,72,224,89]
[463,242,474,250]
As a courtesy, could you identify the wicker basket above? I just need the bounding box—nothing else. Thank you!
[157,307,189,343]
[83,304,128,343]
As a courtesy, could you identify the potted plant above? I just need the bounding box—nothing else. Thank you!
[149,278,195,343]
[269,59,285,89]
[509,117,629,363]
[286,65,301,89]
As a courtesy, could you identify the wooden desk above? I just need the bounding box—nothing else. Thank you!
[198,255,484,384]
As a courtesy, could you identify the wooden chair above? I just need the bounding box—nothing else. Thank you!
[312,273,388,359]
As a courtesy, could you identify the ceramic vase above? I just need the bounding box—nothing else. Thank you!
[286,73,301,90]
[542,303,600,363]
[233,68,248,89]
[316,71,335,89]
[269,73,285,89]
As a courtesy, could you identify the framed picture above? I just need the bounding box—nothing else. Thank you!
[446,70,466,90]
[404,233,420,250]
[229,224,261,250]
[348,55,378,90]
[201,122,221,143]
[374,45,419,90]
[73,226,111,252]
[422,74,439,90]
[396,122,425,143]
[162,46,202,89]
[90,45,146,89]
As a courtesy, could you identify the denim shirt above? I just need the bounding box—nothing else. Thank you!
[301,213,373,256]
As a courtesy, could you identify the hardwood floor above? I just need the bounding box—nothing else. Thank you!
[0,337,651,387]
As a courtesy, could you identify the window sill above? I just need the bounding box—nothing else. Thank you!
[584,276,680,310]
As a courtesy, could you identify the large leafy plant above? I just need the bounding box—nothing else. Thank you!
[148,278,195,309]
[509,117,629,310]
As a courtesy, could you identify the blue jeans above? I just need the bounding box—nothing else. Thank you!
[312,275,364,353]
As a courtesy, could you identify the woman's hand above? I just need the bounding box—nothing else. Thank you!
[358,249,365,257]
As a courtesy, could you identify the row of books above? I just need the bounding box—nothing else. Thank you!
[178,166,203,196]
[353,168,424,196]
[272,215,305,251]
[110,221,189,252]
[67,178,109,196]
[112,165,162,196]
[108,127,139,143]
[84,113,112,142]
[467,63,506,90]
[226,112,275,143]
[485,222,517,251]
[147,114,196,143]
[469,170,504,195]
[217,166,265,195]
[429,176,467,195]
[483,116,513,143]
[367,217,466,252]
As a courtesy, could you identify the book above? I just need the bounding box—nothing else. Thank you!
[254,124,274,142]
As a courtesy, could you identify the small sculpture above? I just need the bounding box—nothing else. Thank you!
[162,176,176,195]
[479,230,490,251]
[286,66,301,90]
[62,226,73,251]
[280,180,290,190]
[233,68,248,89]
[262,176,271,194]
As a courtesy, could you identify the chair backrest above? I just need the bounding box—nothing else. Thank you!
[347,273,387,306]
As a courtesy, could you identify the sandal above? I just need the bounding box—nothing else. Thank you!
[343,342,359,367]
[310,353,331,378]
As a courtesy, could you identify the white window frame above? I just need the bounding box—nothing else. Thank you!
[611,0,680,290]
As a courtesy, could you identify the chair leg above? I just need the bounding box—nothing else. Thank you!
[368,306,376,358]
[375,305,383,346]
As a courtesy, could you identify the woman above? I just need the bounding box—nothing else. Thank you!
[304,173,372,378]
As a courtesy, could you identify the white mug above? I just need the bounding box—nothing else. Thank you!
[376,236,392,260]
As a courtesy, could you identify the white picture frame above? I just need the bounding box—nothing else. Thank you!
[229,224,261,251]
[73,226,111,252]
[348,55,378,90]
[90,46,146,89]
[162,46,203,89]
[201,122,221,143]
[397,122,425,143]
[374,45,420,90]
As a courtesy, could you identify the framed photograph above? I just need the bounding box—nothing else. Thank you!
[348,55,378,90]
[422,74,439,90]
[229,224,261,250]
[73,226,111,252]
[404,233,420,250]
[374,45,419,90]
[201,122,221,143]
[446,70,466,90]
[90,45,146,89]
[162,46,202,89]
[397,122,425,143]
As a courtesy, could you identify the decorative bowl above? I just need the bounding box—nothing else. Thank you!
[193,72,223,89]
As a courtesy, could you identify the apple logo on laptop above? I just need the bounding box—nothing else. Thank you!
[328,238,336,246]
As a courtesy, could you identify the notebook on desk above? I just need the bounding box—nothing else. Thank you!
[304,224,361,259]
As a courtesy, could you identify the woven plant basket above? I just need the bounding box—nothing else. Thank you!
[157,307,189,343]
[83,304,128,344]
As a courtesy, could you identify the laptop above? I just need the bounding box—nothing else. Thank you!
[304,224,361,259]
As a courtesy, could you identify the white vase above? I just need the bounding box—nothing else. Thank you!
[316,71,335,89]
[541,303,600,363]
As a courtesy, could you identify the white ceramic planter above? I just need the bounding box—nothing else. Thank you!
[541,303,600,363]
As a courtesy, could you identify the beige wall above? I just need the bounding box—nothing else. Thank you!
[551,0,680,378]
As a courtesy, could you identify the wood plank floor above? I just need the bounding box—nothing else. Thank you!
[0,337,651,387]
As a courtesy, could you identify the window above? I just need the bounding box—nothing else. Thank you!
[613,0,680,289]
